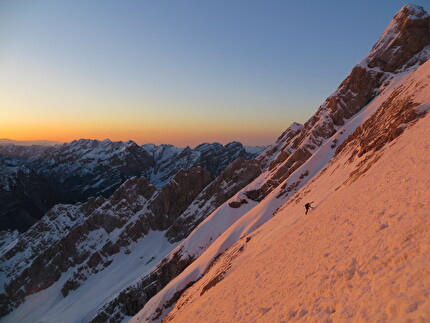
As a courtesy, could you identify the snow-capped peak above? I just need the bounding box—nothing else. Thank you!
[399,4,429,19]
[360,4,430,73]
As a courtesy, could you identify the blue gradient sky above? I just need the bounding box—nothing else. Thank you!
[0,1,428,146]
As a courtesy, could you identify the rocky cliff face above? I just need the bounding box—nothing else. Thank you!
[143,141,261,188]
[336,57,430,180]
[366,4,430,73]
[243,4,430,203]
[0,164,61,231]
[165,157,262,242]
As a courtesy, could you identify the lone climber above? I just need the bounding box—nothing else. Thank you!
[304,202,314,214]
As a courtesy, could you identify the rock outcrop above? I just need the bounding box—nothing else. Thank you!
[366,4,430,72]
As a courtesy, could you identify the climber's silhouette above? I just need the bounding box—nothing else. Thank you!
[304,202,315,214]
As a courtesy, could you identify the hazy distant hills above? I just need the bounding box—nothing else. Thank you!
[0,139,62,146]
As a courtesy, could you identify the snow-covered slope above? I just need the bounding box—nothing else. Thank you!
[131,5,430,321]
[134,50,430,323]
[2,230,176,323]
[160,95,430,323]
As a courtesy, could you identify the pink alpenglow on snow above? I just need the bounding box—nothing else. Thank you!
[1,4,430,323]
[162,112,430,322]
[135,62,430,322]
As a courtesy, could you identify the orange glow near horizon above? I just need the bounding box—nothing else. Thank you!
[0,85,290,147]
[0,116,282,147]
[0,44,300,148]
[0,80,291,147]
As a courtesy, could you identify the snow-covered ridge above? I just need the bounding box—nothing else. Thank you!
[134,50,430,323]
[131,5,430,321]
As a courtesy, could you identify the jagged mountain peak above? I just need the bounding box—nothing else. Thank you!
[256,122,304,169]
[397,4,429,20]
[193,141,247,152]
[194,142,224,152]
[142,143,184,164]
[68,138,139,150]
[363,4,430,73]
[224,141,243,149]
[68,138,99,147]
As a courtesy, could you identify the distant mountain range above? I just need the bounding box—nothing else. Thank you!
[0,139,264,231]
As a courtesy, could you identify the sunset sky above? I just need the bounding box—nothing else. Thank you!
[1,0,428,147]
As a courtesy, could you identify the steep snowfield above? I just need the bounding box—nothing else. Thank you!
[132,47,430,322]
[157,92,430,323]
[2,231,178,323]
